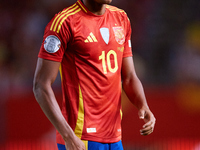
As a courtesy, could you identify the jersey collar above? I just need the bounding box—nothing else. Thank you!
[77,0,88,13]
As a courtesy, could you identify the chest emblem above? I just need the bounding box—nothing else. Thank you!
[112,26,125,45]
[100,28,110,44]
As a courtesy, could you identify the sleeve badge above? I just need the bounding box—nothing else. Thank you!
[44,35,61,53]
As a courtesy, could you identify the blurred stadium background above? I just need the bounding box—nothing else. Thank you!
[0,0,200,149]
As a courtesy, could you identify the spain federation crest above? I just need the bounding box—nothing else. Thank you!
[112,26,125,45]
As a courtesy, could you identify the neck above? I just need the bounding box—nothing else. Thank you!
[82,0,106,15]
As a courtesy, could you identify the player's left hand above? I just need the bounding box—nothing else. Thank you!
[138,107,156,136]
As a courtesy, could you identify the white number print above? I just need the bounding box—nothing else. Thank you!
[99,50,118,74]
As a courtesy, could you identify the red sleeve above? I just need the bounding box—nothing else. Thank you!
[123,13,133,58]
[38,14,71,62]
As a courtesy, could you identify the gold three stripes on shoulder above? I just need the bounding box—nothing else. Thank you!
[50,3,81,33]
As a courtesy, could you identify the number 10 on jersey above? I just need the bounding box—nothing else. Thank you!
[99,50,118,74]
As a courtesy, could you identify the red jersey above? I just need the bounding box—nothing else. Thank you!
[38,0,132,144]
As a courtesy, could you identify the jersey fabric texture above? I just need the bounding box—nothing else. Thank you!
[57,140,123,150]
[38,0,133,145]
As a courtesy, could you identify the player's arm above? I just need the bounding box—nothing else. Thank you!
[33,58,85,150]
[121,56,156,135]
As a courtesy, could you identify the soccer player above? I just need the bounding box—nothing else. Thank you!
[33,0,156,150]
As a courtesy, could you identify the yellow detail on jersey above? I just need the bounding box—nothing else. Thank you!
[120,109,123,119]
[90,32,98,42]
[77,0,87,13]
[84,39,89,43]
[74,84,85,139]
[117,47,124,52]
[107,50,118,73]
[57,8,81,33]
[84,32,98,43]
[53,5,79,32]
[99,50,118,74]
[50,3,77,31]
[87,36,93,42]
[59,65,62,81]
[82,140,88,150]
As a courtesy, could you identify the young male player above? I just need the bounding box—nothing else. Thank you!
[33,0,156,149]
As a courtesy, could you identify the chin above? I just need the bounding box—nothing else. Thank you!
[96,0,112,4]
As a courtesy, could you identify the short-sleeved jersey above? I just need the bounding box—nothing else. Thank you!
[38,0,132,144]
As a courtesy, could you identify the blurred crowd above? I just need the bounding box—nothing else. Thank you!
[0,0,200,96]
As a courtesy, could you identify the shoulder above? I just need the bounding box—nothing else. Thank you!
[106,5,127,16]
[47,3,82,33]
[106,5,130,21]
[106,5,131,25]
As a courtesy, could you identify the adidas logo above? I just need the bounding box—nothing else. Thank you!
[84,32,98,43]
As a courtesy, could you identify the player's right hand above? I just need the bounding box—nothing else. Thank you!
[65,135,86,150]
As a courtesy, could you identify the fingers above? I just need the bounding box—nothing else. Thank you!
[140,121,154,135]
[140,127,153,136]
[140,118,156,136]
